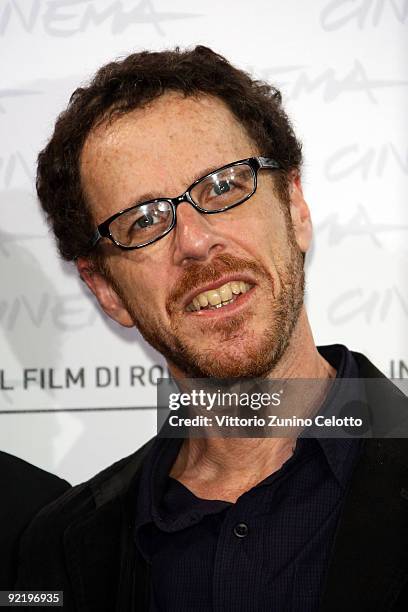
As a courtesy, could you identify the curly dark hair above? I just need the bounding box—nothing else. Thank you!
[37,45,302,261]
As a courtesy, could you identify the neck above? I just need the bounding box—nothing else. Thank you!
[264,308,336,380]
[167,308,336,502]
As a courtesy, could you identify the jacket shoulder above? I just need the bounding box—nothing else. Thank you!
[16,437,155,591]
[351,351,387,378]
[352,350,408,438]
[25,436,156,530]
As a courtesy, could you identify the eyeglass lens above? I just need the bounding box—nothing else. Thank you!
[109,162,255,247]
[190,163,255,210]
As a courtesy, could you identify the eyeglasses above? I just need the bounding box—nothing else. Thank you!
[89,156,281,251]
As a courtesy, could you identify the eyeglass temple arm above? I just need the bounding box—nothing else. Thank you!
[90,229,102,249]
[74,229,101,260]
[257,157,281,169]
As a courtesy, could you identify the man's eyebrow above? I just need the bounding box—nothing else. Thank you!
[125,192,163,208]
[124,163,227,209]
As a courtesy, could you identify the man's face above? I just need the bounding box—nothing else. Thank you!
[80,93,309,378]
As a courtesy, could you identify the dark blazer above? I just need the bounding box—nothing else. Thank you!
[16,353,408,611]
[0,452,70,588]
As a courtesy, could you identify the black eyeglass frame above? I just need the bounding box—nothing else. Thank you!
[89,156,281,252]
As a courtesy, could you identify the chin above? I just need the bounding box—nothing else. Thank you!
[174,335,288,379]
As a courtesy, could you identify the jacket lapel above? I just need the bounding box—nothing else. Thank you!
[63,499,124,612]
[115,478,150,612]
[62,441,155,612]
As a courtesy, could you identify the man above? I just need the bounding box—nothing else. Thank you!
[17,46,408,611]
[0,451,69,587]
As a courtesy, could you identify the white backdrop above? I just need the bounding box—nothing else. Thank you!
[1,0,407,484]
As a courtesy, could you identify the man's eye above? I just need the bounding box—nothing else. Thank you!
[135,213,156,228]
[207,179,241,199]
[212,180,232,196]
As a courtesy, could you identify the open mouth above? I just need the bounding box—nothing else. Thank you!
[186,280,252,312]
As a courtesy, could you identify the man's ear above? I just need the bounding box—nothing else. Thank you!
[288,171,312,253]
[76,257,134,328]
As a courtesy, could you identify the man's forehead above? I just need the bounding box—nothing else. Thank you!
[81,92,251,159]
[80,92,257,220]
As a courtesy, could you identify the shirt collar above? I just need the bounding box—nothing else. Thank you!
[315,344,364,487]
[135,436,182,534]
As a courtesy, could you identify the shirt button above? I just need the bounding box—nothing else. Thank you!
[233,522,249,538]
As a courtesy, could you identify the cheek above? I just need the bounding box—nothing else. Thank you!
[223,207,289,257]
[112,257,169,309]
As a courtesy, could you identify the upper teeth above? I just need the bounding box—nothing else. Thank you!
[186,281,251,311]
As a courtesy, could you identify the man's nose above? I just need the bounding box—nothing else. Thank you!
[172,202,225,266]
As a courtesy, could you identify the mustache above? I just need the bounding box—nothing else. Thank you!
[167,253,272,310]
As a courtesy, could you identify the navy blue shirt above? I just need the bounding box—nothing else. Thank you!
[135,345,363,611]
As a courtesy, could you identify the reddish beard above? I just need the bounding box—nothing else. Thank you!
[108,245,305,378]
